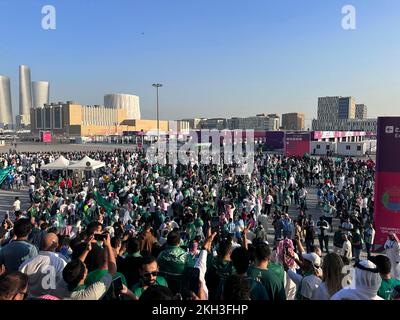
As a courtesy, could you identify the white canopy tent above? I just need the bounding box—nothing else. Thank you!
[40,155,71,170]
[68,155,105,171]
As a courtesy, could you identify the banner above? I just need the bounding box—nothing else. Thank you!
[373,117,400,245]
[285,132,311,157]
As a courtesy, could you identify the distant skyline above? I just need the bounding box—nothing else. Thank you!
[1,0,400,126]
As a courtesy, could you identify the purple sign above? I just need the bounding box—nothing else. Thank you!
[376,117,400,172]
[265,131,284,151]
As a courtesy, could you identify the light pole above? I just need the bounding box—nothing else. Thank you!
[152,83,162,142]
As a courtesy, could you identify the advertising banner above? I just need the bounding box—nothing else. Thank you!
[285,132,311,157]
[264,131,284,151]
[41,131,52,143]
[373,117,400,245]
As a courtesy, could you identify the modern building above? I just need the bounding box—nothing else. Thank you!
[200,118,227,130]
[104,93,141,119]
[0,75,13,127]
[19,65,32,127]
[282,112,305,130]
[30,101,170,139]
[338,97,356,119]
[355,104,368,120]
[313,96,376,133]
[32,81,50,109]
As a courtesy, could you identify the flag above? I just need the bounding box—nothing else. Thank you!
[0,166,13,186]
[94,191,115,214]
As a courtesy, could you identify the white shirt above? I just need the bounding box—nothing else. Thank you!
[342,240,352,259]
[13,200,21,211]
[288,269,322,299]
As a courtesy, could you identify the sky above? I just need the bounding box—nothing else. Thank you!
[1,0,400,127]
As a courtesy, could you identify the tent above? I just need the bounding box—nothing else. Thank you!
[40,156,71,170]
[68,155,105,171]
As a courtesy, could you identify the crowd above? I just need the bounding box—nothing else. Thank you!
[0,148,400,301]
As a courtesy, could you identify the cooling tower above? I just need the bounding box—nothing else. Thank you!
[104,93,141,119]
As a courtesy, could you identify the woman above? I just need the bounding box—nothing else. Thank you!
[312,253,344,300]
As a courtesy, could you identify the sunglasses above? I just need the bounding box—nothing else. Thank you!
[143,271,158,278]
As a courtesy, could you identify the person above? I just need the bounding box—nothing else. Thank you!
[333,228,344,254]
[352,229,362,263]
[316,217,329,253]
[331,260,383,300]
[304,216,315,253]
[371,255,400,300]
[13,196,21,217]
[157,231,188,293]
[205,239,234,300]
[341,234,352,260]
[131,255,168,298]
[19,232,67,298]
[0,218,38,273]
[58,234,134,300]
[222,274,251,300]
[364,223,375,260]
[247,242,286,300]
[217,247,268,300]
[138,224,157,255]
[118,238,142,288]
[284,252,322,300]
[312,253,344,300]
[264,192,274,216]
[384,233,400,280]
[0,271,28,300]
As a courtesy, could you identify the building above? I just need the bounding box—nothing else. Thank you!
[32,81,50,109]
[30,101,170,139]
[227,114,280,131]
[317,96,340,121]
[181,118,204,130]
[19,65,32,127]
[282,112,305,130]
[0,75,13,127]
[104,93,141,119]
[200,118,227,130]
[355,104,368,119]
[312,118,377,132]
[313,96,376,133]
[338,97,356,119]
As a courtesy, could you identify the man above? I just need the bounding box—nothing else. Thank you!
[341,233,352,260]
[331,260,383,300]
[285,252,322,300]
[333,227,344,254]
[118,238,142,288]
[264,192,274,216]
[58,234,134,300]
[316,217,329,253]
[364,222,375,260]
[19,232,67,298]
[0,218,38,273]
[13,196,21,217]
[247,242,286,300]
[384,233,400,280]
[372,255,400,300]
[131,255,168,298]
[139,224,157,255]
[157,231,188,292]
[352,229,362,263]
[218,247,268,300]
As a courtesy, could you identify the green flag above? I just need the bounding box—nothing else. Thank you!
[94,191,115,214]
[0,166,13,186]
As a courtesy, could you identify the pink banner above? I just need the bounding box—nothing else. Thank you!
[373,117,400,245]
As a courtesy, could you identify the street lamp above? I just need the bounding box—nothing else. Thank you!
[152,83,162,143]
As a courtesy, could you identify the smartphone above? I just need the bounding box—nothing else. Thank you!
[182,267,200,299]
[94,233,107,241]
[113,276,123,299]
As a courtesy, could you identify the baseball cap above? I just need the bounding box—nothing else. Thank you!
[302,252,321,268]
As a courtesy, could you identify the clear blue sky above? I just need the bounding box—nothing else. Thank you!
[1,0,400,126]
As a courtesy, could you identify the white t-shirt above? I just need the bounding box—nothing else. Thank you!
[13,200,21,211]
